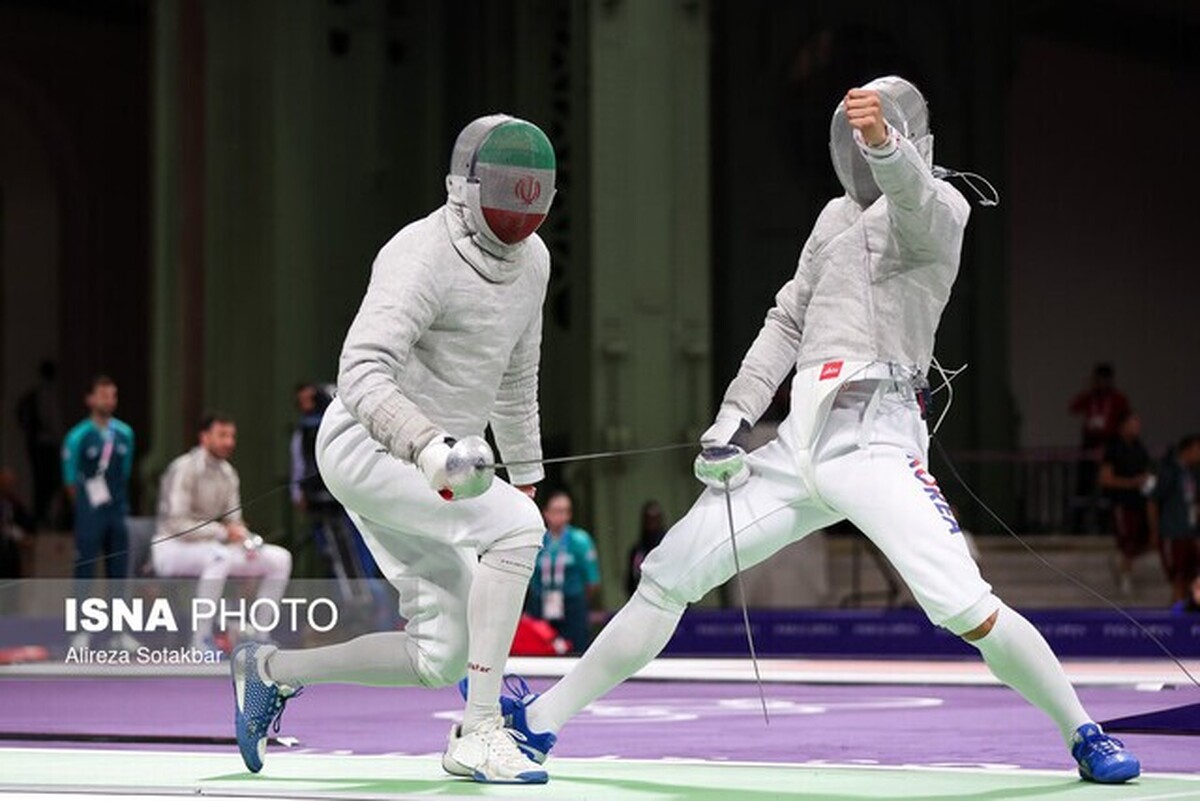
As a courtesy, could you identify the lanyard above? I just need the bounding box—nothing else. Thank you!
[540,535,569,589]
[95,427,115,477]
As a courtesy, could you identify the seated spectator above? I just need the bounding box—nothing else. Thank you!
[1099,412,1154,596]
[527,489,600,654]
[153,413,292,653]
[1148,434,1200,603]
[626,500,667,597]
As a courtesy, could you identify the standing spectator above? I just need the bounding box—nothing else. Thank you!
[1099,412,1154,596]
[528,489,600,654]
[16,360,63,527]
[290,383,336,514]
[153,413,292,652]
[1068,363,1131,532]
[62,376,137,648]
[290,382,336,578]
[1069,363,1132,451]
[1148,434,1200,603]
[0,467,36,578]
[289,383,386,617]
[626,500,667,597]
[1170,576,1200,615]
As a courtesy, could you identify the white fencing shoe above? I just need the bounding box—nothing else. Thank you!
[441,716,549,784]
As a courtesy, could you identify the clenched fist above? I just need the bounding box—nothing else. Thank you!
[843,88,889,147]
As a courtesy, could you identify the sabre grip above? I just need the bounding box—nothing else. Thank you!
[417,435,496,501]
[693,444,750,491]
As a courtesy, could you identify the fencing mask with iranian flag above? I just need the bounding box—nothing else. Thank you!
[448,114,556,246]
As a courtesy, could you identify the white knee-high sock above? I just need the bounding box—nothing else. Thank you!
[462,545,538,732]
[265,631,424,687]
[526,590,683,734]
[968,604,1092,743]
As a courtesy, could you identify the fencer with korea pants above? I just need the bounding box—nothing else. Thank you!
[515,77,1140,783]
[230,114,556,784]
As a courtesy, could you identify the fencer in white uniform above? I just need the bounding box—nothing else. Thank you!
[230,114,558,784]
[504,78,1140,783]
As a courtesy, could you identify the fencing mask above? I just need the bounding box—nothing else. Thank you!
[448,115,556,246]
[829,76,932,207]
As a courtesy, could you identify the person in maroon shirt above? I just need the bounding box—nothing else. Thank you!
[1068,363,1132,533]
[1069,363,1132,449]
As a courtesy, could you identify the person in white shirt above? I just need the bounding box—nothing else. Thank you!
[154,413,292,651]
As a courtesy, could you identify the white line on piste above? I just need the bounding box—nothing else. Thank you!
[2,747,1199,782]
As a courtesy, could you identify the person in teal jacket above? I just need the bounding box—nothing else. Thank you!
[528,489,600,654]
[62,375,135,584]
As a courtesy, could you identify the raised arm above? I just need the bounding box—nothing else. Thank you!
[844,88,969,264]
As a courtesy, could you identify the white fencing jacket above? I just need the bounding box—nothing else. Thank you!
[720,134,971,425]
[336,184,549,486]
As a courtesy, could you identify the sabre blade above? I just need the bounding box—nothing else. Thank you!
[723,477,770,725]
[488,441,695,470]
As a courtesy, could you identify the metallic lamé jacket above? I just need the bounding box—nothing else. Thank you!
[720,135,971,425]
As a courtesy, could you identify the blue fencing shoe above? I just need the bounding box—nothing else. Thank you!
[231,642,301,773]
[458,674,557,764]
[1071,723,1140,783]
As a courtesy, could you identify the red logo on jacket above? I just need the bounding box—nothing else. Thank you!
[819,360,844,381]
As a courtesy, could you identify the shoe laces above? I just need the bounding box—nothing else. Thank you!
[1087,733,1124,757]
[248,684,301,738]
[503,674,534,702]
[270,687,302,734]
[473,716,535,769]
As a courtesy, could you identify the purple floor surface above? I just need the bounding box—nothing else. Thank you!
[1,677,1196,773]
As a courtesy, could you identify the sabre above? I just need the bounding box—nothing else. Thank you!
[488,441,695,470]
[377,440,696,485]
[378,441,693,465]
[722,475,771,725]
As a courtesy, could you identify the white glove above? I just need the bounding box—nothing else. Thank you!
[693,444,750,491]
[417,434,496,501]
[700,408,749,448]
[417,435,455,499]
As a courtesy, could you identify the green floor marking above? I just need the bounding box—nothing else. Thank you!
[1,748,1197,800]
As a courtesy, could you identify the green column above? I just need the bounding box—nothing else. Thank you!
[586,0,711,607]
[143,0,186,499]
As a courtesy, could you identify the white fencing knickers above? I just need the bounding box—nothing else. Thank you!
[314,397,545,687]
[152,538,293,643]
[639,370,996,636]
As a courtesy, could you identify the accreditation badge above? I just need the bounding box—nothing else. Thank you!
[84,476,113,508]
[542,589,565,621]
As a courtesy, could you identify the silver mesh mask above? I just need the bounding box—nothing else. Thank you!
[829,76,932,207]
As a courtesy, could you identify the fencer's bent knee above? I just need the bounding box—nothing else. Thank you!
[962,609,999,642]
[634,576,689,615]
[479,545,536,581]
[941,592,1002,638]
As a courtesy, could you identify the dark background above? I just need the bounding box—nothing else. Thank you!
[2,0,1197,593]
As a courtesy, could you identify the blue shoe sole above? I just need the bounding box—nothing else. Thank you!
[471,770,549,784]
[1079,764,1141,784]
